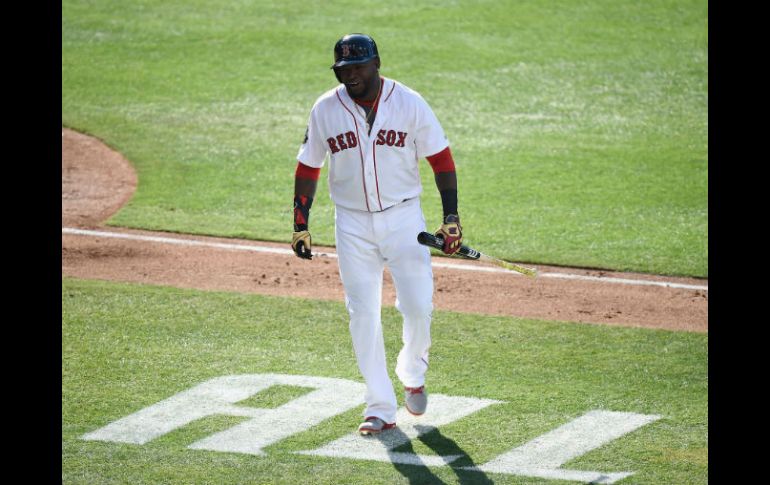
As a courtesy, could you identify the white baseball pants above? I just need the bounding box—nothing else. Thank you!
[335,197,433,424]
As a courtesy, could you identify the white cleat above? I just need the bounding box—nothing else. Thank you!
[358,416,396,435]
[404,386,428,416]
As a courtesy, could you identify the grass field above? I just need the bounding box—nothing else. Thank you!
[61,0,708,277]
[61,1,707,482]
[62,278,707,484]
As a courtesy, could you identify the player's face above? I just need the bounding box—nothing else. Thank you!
[335,59,380,100]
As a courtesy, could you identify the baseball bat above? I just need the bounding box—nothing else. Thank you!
[417,232,538,278]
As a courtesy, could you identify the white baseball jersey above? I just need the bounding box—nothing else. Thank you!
[297,77,449,212]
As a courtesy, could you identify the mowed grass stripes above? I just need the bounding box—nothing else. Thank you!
[62,278,707,484]
[61,0,707,277]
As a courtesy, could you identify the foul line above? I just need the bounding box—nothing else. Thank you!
[62,227,707,291]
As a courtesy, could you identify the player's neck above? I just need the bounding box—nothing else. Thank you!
[354,98,376,107]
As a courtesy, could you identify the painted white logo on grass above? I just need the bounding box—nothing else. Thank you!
[81,374,366,455]
[469,410,661,484]
[82,374,660,484]
[298,393,503,467]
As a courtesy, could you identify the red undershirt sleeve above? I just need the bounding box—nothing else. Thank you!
[425,146,456,174]
[295,161,321,180]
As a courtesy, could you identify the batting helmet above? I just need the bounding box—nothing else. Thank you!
[331,34,379,69]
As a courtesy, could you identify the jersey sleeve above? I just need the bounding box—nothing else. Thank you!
[413,95,449,159]
[296,104,327,168]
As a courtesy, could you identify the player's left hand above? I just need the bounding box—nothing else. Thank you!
[435,214,462,255]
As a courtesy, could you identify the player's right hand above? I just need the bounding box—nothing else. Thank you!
[292,230,313,259]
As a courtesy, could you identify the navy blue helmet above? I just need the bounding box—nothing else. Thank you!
[332,34,379,69]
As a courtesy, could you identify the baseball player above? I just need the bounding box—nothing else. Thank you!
[292,33,463,435]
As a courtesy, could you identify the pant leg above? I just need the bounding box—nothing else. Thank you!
[377,199,434,388]
[335,206,398,423]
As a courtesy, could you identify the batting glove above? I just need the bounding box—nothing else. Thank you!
[435,214,462,255]
[292,230,312,259]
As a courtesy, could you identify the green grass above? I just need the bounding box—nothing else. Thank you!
[62,0,707,277]
[62,278,708,484]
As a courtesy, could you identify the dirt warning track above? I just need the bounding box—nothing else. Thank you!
[61,127,707,333]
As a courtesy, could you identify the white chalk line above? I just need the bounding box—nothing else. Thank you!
[62,227,707,291]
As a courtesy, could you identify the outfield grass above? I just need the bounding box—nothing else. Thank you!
[62,278,707,484]
[61,0,707,277]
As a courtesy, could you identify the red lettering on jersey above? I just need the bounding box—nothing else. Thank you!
[386,130,396,146]
[337,134,349,150]
[373,129,408,148]
[396,131,407,147]
[327,137,340,154]
[345,131,358,148]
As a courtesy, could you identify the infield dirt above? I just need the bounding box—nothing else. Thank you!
[61,127,707,333]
